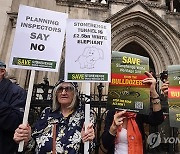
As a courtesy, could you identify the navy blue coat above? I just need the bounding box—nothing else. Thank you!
[0,78,26,154]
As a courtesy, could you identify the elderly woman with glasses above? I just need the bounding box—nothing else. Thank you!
[13,80,95,154]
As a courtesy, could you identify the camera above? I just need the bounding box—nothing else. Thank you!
[160,70,168,82]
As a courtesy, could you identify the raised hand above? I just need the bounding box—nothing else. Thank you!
[143,71,158,98]
[161,81,169,97]
[109,110,126,136]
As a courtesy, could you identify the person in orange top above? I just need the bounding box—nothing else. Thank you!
[101,71,164,154]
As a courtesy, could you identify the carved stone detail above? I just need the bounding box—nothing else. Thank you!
[7,12,18,28]
[56,0,108,10]
[111,20,174,66]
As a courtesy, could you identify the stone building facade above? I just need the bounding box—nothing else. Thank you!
[0,0,180,90]
[0,0,180,153]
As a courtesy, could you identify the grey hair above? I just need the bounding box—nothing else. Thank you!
[52,82,78,112]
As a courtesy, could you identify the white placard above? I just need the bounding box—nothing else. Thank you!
[65,19,111,82]
[9,5,68,72]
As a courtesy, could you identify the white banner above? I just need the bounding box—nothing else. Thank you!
[65,19,111,82]
[9,5,68,72]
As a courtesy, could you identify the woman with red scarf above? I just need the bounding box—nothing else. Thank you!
[102,71,164,154]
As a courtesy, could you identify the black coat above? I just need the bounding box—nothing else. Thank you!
[0,78,26,154]
[101,109,164,154]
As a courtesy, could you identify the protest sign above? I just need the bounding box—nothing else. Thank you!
[108,51,150,114]
[168,65,180,128]
[65,19,111,82]
[9,5,68,72]
[8,5,68,151]
[65,19,111,153]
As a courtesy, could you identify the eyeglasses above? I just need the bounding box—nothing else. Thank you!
[57,86,74,93]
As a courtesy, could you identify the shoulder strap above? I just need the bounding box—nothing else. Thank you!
[52,123,57,154]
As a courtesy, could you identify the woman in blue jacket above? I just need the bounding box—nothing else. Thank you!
[14,80,95,154]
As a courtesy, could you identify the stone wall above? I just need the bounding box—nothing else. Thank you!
[0,0,179,89]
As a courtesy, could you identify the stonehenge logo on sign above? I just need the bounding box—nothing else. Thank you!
[9,5,68,72]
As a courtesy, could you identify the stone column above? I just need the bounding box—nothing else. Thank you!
[5,13,17,78]
[6,12,29,88]
[170,0,174,12]
[0,0,13,59]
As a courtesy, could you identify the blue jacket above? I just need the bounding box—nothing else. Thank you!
[0,78,26,154]
[26,105,95,154]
